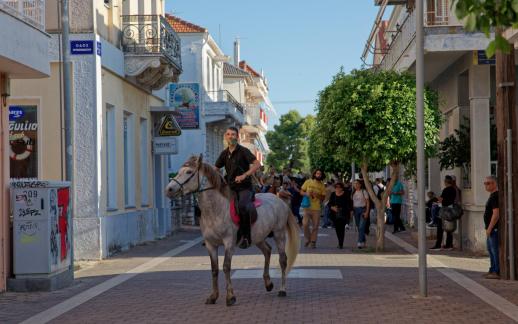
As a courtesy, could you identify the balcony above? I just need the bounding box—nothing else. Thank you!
[243,105,267,132]
[1,0,44,30]
[377,0,490,78]
[121,14,182,90]
[205,90,244,126]
[0,0,49,78]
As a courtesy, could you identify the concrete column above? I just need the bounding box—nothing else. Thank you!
[469,65,491,205]
[428,157,441,194]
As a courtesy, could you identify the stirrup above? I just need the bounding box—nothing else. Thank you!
[238,237,251,249]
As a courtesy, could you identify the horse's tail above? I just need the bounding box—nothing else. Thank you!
[285,212,300,274]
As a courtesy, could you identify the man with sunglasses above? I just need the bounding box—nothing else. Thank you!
[483,176,500,279]
[215,126,261,249]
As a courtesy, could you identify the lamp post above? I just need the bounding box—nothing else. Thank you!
[416,0,428,297]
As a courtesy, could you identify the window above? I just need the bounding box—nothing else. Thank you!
[106,105,117,209]
[124,112,136,207]
[140,118,149,206]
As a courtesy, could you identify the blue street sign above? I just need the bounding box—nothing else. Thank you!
[96,41,102,56]
[71,40,94,55]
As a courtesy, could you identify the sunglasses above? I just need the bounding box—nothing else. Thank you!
[484,181,494,185]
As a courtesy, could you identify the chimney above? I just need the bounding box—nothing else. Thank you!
[234,38,240,67]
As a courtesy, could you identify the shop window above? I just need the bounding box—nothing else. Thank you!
[9,105,38,179]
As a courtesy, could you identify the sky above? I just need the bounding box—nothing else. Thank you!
[165,0,380,127]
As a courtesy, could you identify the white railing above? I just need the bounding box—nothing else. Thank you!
[380,9,416,71]
[245,105,267,131]
[1,0,45,30]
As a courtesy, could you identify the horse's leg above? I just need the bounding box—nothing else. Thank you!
[223,240,236,306]
[256,240,273,292]
[205,241,219,304]
[273,231,288,297]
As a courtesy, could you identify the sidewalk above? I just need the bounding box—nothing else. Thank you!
[0,226,517,323]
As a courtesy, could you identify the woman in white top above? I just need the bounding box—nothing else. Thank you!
[352,180,370,248]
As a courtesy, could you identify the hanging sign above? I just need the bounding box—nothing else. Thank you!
[158,114,181,136]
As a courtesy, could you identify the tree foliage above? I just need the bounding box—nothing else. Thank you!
[311,69,441,172]
[265,110,314,172]
[454,0,518,56]
[438,118,471,170]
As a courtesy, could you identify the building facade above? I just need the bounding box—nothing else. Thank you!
[166,15,244,172]
[366,0,518,252]
[0,0,50,291]
[8,0,182,260]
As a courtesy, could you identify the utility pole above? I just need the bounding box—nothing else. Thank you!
[495,29,517,281]
[61,0,74,268]
[416,0,427,296]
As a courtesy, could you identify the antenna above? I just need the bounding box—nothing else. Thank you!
[218,24,222,46]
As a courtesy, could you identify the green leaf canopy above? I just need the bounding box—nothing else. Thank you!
[311,69,441,172]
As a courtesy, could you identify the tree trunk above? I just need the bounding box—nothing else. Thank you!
[361,162,400,252]
[495,32,517,280]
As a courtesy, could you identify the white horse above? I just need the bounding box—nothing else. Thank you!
[166,155,300,306]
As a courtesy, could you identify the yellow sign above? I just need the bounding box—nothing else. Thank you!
[158,115,181,136]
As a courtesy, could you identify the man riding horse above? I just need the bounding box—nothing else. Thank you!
[215,126,261,249]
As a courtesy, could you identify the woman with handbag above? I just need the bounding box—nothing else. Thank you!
[329,182,352,249]
[430,175,457,251]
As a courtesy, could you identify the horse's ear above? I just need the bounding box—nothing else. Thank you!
[197,154,203,170]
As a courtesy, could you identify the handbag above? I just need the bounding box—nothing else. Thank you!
[439,203,464,221]
[442,218,457,233]
[301,195,311,208]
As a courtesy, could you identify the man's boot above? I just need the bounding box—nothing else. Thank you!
[238,211,252,249]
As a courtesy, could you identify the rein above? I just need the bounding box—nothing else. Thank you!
[172,167,219,197]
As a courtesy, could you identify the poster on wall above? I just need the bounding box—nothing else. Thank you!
[169,83,200,129]
[9,105,38,179]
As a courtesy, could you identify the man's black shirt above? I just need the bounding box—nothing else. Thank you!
[484,191,499,229]
[215,144,257,191]
[441,186,456,207]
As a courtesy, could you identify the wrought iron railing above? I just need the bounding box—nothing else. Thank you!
[207,90,244,115]
[1,0,45,30]
[121,15,182,71]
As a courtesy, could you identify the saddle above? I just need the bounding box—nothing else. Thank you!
[230,198,262,227]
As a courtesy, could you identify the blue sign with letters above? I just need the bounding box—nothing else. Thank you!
[9,106,25,121]
[71,40,94,55]
[96,41,102,56]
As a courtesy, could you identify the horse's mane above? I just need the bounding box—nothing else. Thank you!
[184,156,231,198]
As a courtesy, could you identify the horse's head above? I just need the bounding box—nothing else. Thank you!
[165,154,203,199]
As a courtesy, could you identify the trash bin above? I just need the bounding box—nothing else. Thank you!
[8,180,73,291]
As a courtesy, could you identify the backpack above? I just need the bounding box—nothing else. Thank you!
[376,184,385,201]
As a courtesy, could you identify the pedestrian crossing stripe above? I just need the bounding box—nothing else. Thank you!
[232,269,342,279]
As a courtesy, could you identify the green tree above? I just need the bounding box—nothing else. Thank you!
[266,110,314,173]
[312,69,441,251]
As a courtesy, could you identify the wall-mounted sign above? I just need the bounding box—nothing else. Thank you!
[9,105,38,179]
[473,50,496,65]
[71,40,94,55]
[158,114,181,136]
[96,41,102,56]
[153,137,178,155]
[169,83,200,129]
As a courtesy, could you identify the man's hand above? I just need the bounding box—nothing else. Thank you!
[331,206,338,213]
[486,228,492,237]
[363,212,369,219]
[235,174,247,183]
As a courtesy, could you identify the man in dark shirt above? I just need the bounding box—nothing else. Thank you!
[430,175,457,250]
[483,175,500,279]
[215,126,261,249]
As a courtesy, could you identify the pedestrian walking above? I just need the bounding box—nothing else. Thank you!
[301,169,326,248]
[483,176,500,279]
[328,182,352,249]
[352,180,370,248]
[289,178,303,224]
[389,179,406,233]
[430,175,456,251]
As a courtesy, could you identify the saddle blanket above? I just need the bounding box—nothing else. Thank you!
[230,199,262,226]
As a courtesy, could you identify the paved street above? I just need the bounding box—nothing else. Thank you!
[1,226,518,324]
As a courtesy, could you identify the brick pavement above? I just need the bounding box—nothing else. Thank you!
[0,226,517,323]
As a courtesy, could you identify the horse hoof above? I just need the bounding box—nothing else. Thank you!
[266,282,274,292]
[278,291,287,297]
[226,296,237,306]
[205,298,217,304]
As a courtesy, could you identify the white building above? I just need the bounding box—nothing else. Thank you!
[365,0,517,252]
[166,15,244,172]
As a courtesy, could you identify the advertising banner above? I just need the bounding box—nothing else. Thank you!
[169,83,200,129]
[9,105,38,179]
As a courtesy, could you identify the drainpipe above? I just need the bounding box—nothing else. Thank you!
[507,129,515,280]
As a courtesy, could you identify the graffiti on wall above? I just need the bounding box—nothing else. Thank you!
[58,188,70,261]
[49,189,58,265]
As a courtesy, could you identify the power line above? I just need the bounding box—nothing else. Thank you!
[271,100,314,105]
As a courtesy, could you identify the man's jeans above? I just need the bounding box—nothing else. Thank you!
[354,207,367,243]
[487,228,500,274]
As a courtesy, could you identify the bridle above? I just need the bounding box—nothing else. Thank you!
[171,166,218,197]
